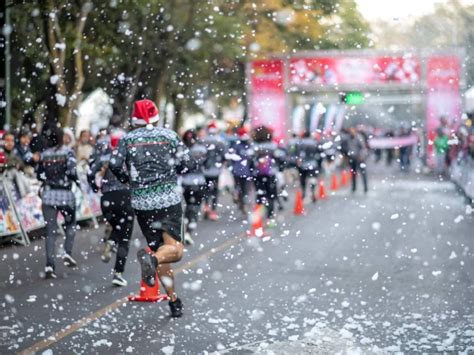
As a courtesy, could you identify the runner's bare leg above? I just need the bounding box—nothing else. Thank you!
[153,232,184,264]
[157,263,176,301]
[153,232,183,301]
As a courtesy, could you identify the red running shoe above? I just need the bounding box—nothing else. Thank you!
[208,210,219,221]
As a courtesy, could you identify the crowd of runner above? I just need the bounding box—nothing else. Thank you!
[0,100,369,317]
[1,98,472,317]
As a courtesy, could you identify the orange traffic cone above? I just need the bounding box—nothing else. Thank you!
[294,190,305,215]
[341,170,348,186]
[318,180,327,199]
[247,204,266,238]
[128,273,170,302]
[330,173,338,191]
[128,247,169,303]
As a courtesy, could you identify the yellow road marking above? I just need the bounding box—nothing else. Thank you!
[18,234,243,355]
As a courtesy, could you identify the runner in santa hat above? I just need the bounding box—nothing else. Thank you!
[110,99,189,317]
[201,121,228,221]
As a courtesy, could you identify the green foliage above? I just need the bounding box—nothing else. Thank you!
[373,0,474,85]
[324,0,371,49]
[10,0,371,129]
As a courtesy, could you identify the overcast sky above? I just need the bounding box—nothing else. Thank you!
[356,0,474,22]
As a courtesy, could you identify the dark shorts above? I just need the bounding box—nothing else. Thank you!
[135,203,184,252]
[298,169,318,178]
[183,185,206,206]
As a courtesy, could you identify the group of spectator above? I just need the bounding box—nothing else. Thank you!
[371,126,417,172]
[0,126,96,200]
[434,116,474,176]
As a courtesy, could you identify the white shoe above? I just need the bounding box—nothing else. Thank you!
[62,253,77,267]
[184,232,194,245]
[45,266,57,279]
[112,272,127,287]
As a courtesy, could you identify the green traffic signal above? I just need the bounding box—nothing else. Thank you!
[344,91,365,105]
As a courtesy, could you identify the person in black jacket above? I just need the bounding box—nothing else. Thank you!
[179,130,207,245]
[37,127,79,279]
[88,129,134,287]
[295,131,320,202]
[346,127,369,193]
[201,122,227,221]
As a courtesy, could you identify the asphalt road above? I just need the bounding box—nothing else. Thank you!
[1,165,473,354]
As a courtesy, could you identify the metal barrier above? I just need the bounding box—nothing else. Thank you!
[0,165,101,244]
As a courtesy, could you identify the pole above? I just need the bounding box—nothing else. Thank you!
[0,0,5,128]
[4,1,11,130]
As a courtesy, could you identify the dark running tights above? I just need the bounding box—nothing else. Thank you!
[234,176,251,208]
[298,170,317,198]
[183,186,205,233]
[101,190,134,273]
[349,159,368,193]
[254,175,277,219]
[42,204,76,269]
[205,177,219,210]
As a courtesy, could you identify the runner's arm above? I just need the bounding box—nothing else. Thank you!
[66,149,80,186]
[87,148,102,192]
[175,138,192,174]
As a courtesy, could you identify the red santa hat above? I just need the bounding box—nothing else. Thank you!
[237,127,249,139]
[207,121,218,133]
[109,129,126,149]
[131,99,160,127]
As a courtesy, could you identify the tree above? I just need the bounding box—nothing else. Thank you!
[372,0,474,85]
[324,0,371,49]
[40,0,92,127]
[10,0,371,130]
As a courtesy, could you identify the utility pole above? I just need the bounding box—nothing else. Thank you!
[0,0,11,131]
[4,0,11,131]
[0,0,5,130]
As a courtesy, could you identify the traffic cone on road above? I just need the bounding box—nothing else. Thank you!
[128,247,169,303]
[318,180,327,199]
[128,273,170,303]
[247,205,266,238]
[330,173,338,191]
[341,170,348,186]
[293,190,305,215]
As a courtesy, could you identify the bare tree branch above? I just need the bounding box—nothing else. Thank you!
[45,0,66,98]
[72,2,91,94]
[67,1,92,127]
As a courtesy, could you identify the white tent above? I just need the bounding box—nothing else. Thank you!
[76,88,113,136]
